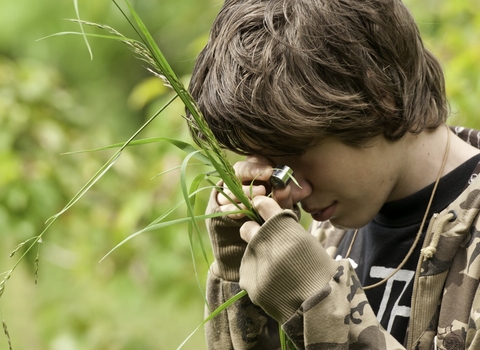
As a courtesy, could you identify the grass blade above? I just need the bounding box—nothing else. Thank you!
[46,152,121,225]
[100,210,247,262]
[38,31,136,44]
[176,290,248,350]
[47,93,179,224]
[186,174,211,305]
[118,0,179,83]
[73,0,93,60]
[187,173,211,266]
[61,137,212,166]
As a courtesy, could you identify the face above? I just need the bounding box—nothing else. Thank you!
[268,136,405,229]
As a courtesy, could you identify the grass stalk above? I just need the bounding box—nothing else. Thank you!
[176,290,248,350]
[2,316,12,350]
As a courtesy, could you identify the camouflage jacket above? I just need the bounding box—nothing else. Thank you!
[205,127,480,350]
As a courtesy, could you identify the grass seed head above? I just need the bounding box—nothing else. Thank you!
[2,318,13,350]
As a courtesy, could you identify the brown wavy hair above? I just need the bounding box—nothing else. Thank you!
[188,0,448,156]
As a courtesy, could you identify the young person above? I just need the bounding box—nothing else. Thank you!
[187,0,480,348]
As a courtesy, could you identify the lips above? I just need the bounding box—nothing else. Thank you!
[305,202,338,222]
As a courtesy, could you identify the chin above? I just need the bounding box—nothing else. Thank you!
[329,216,370,231]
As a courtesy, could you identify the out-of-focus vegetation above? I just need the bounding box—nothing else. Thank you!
[405,0,480,124]
[0,0,478,349]
[0,1,220,349]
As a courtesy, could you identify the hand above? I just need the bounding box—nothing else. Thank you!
[240,196,283,243]
[217,156,274,219]
[217,155,297,219]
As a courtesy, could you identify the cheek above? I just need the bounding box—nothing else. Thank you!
[309,169,346,194]
[331,195,384,229]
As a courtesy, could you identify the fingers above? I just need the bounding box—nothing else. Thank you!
[216,155,296,221]
[252,196,283,221]
[218,202,249,220]
[217,182,268,220]
[240,158,296,210]
[216,156,273,219]
[233,158,273,184]
[240,196,283,242]
[240,221,260,242]
[271,185,294,210]
[217,184,267,206]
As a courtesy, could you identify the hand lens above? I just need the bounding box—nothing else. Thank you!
[269,165,293,189]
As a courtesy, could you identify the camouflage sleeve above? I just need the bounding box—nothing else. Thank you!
[205,275,282,349]
[238,210,405,349]
[205,189,247,282]
[204,187,283,349]
[205,195,404,349]
[309,220,347,258]
[283,261,404,349]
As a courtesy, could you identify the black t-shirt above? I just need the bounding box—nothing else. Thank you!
[336,153,480,345]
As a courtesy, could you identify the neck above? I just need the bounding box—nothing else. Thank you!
[388,125,480,202]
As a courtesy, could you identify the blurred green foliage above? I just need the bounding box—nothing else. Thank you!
[405,0,480,125]
[0,0,479,349]
[0,0,219,349]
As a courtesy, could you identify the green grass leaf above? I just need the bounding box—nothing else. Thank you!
[176,290,248,350]
[188,173,211,266]
[61,137,212,166]
[73,0,92,60]
[100,210,247,262]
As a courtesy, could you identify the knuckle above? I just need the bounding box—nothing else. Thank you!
[252,195,271,207]
[240,221,257,242]
[233,164,243,178]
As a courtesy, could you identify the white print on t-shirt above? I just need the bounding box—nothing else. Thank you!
[370,266,415,332]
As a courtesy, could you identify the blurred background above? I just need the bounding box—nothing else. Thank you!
[0,0,478,349]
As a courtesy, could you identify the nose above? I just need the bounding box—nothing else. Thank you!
[289,178,312,204]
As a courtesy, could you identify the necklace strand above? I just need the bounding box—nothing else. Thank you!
[345,125,451,290]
